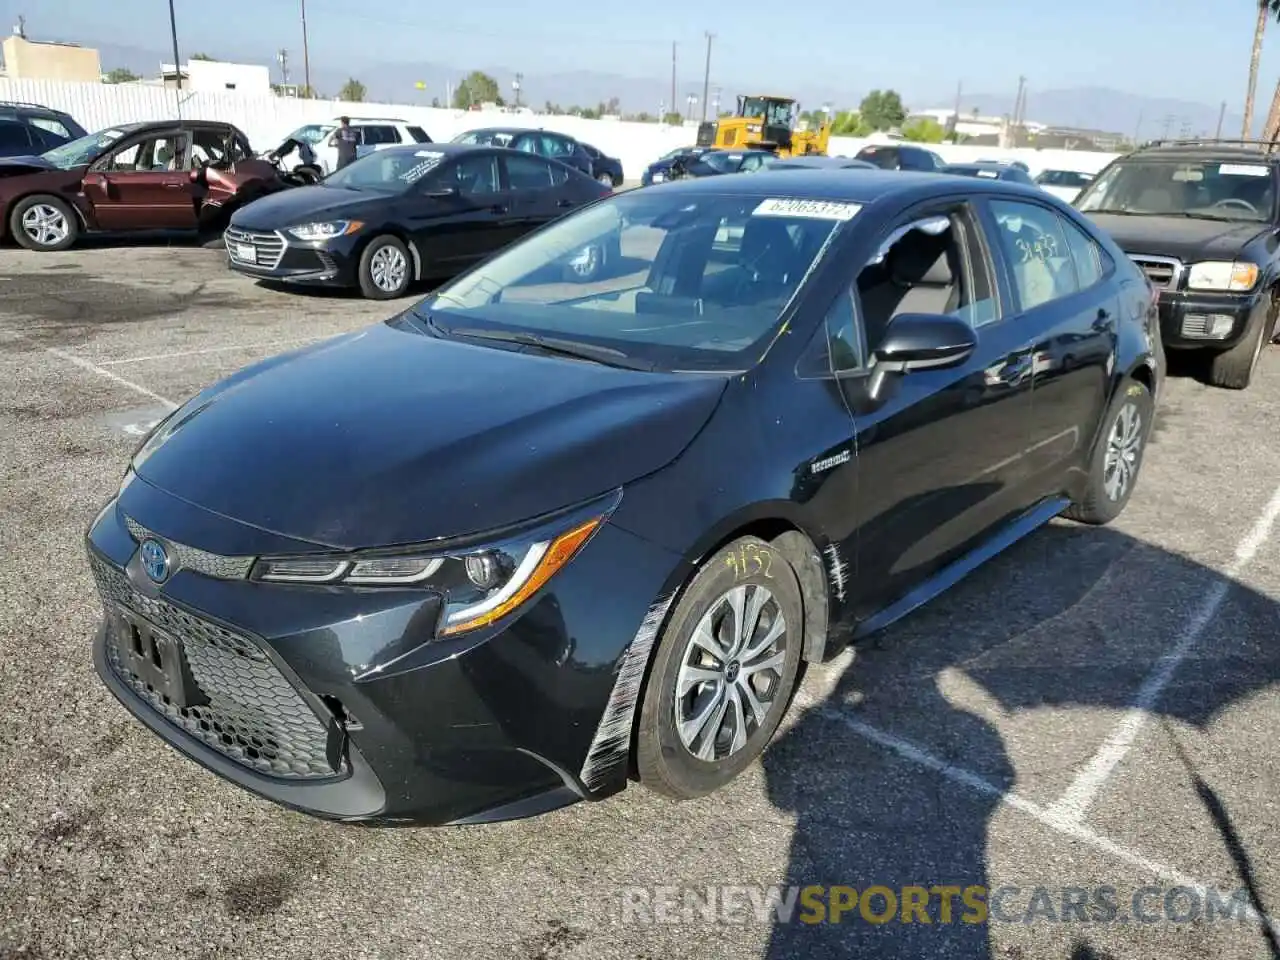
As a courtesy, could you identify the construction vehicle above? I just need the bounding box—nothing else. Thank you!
[695,95,830,158]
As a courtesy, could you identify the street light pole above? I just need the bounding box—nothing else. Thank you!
[300,0,312,98]
[167,0,183,117]
[700,32,714,124]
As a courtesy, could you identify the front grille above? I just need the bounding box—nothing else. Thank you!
[92,555,341,780]
[224,226,286,269]
[1130,254,1183,291]
[123,514,254,580]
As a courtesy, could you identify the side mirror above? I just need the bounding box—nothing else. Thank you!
[868,313,977,400]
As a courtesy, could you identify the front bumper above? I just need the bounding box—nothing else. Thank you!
[86,486,689,825]
[224,226,358,288]
[1156,289,1264,351]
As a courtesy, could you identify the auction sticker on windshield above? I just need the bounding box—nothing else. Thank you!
[753,198,862,220]
[1219,163,1270,177]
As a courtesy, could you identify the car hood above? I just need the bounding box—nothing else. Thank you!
[0,155,68,179]
[1083,213,1270,263]
[131,319,728,551]
[229,184,381,229]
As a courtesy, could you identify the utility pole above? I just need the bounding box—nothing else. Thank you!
[1160,113,1175,139]
[1132,109,1143,146]
[951,79,963,142]
[1216,100,1227,139]
[700,32,714,123]
[300,0,312,98]
[670,41,677,124]
[167,0,183,117]
[277,48,289,87]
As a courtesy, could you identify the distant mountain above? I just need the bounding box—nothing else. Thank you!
[92,41,1245,139]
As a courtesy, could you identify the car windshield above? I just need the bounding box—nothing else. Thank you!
[418,190,862,372]
[41,127,135,169]
[700,152,743,173]
[661,147,692,161]
[288,123,336,145]
[324,148,448,190]
[1076,159,1276,220]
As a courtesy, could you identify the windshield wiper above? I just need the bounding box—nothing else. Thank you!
[446,327,654,370]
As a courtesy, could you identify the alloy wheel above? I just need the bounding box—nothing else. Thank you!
[673,584,789,762]
[21,204,69,247]
[1103,402,1142,502]
[370,245,408,293]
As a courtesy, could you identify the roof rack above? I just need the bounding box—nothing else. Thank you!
[0,100,57,111]
[1139,137,1280,152]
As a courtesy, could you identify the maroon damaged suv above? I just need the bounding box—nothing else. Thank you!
[0,119,289,251]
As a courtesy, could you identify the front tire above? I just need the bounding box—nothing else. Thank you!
[635,536,804,799]
[357,235,412,299]
[1208,299,1275,389]
[10,195,79,251]
[1065,376,1154,525]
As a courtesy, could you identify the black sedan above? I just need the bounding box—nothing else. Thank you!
[224,143,610,299]
[941,161,1037,185]
[669,148,775,179]
[450,126,595,178]
[88,169,1162,826]
[580,141,624,188]
[641,145,710,186]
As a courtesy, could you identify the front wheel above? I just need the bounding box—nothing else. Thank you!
[1065,376,1154,525]
[635,536,804,799]
[357,235,413,299]
[10,195,79,251]
[1207,300,1274,389]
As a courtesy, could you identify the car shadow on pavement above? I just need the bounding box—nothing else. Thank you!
[761,521,1280,959]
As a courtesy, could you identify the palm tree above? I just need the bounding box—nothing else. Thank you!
[1242,0,1280,137]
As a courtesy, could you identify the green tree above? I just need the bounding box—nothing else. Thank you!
[338,77,366,102]
[901,117,947,143]
[662,111,683,125]
[452,71,501,108]
[190,52,216,61]
[858,89,907,132]
[1243,0,1280,135]
[103,67,139,84]
[831,110,867,136]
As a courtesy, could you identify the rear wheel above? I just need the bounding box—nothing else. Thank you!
[635,536,804,799]
[357,235,412,299]
[1207,300,1275,389]
[10,195,79,251]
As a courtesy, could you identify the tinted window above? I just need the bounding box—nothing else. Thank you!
[439,154,500,195]
[360,125,401,145]
[858,205,998,351]
[740,154,768,172]
[406,126,432,143]
[510,133,543,156]
[0,120,32,150]
[581,144,602,159]
[505,153,556,189]
[1059,214,1105,289]
[424,191,855,372]
[856,147,897,169]
[989,199,1078,310]
[540,133,574,158]
[899,149,934,171]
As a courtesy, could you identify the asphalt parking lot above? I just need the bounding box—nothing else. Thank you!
[1,240,1278,960]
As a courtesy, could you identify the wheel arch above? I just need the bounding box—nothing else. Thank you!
[352,226,423,281]
[3,190,88,240]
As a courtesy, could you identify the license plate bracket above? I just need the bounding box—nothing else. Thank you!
[113,607,207,709]
[234,243,257,264]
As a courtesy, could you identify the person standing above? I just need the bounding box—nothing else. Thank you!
[329,116,358,170]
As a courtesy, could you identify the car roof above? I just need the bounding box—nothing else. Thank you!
[1127,140,1280,163]
[643,167,1030,203]
[464,127,574,138]
[0,100,71,117]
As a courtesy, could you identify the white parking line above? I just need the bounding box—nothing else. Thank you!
[44,347,177,410]
[93,338,317,366]
[1047,481,1280,826]
[796,690,1279,939]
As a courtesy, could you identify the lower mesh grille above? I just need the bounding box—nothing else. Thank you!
[92,555,341,780]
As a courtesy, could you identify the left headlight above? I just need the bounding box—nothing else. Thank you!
[287,220,363,241]
[250,497,616,637]
[1187,260,1259,292]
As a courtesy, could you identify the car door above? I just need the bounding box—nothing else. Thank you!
[982,197,1117,489]
[83,130,196,231]
[501,153,571,235]
[836,197,1041,617]
[408,152,516,272]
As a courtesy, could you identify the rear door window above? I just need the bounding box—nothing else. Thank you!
[406,126,432,143]
[857,147,898,169]
[504,153,557,190]
[360,125,401,145]
[0,120,34,151]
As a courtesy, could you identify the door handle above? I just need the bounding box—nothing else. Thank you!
[556,199,576,208]
[489,204,508,214]
[163,182,185,189]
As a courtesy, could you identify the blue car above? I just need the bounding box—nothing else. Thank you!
[641,146,711,186]
[0,100,86,158]
[941,162,1037,186]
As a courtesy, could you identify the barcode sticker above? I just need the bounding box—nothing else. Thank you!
[753,198,862,220]
[1219,163,1270,177]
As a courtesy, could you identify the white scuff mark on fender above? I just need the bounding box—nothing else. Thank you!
[579,593,675,792]
[824,544,848,603]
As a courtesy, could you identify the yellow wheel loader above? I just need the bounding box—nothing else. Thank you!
[695,95,830,158]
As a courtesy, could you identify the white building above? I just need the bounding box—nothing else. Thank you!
[910,107,1047,138]
[157,59,271,95]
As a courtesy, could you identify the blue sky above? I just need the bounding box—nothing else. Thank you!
[5,0,1278,109]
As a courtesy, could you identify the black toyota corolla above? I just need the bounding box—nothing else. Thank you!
[88,170,1163,826]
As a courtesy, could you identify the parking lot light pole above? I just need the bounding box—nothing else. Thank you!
[167,0,183,118]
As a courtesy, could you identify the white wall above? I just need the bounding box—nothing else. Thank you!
[0,76,1120,181]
